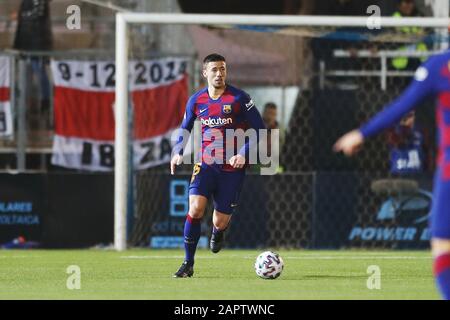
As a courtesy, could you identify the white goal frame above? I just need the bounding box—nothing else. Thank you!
[114,13,449,251]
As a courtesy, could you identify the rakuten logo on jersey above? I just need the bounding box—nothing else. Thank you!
[200,117,233,127]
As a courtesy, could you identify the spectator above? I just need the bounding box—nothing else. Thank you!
[262,102,279,157]
[13,0,53,112]
[390,0,428,71]
[13,0,52,51]
[262,102,279,131]
[385,111,429,175]
[373,111,432,233]
[260,102,284,173]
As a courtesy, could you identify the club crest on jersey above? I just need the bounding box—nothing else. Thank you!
[223,104,232,114]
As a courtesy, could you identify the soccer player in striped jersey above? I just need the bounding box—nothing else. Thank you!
[171,53,266,278]
[334,50,450,299]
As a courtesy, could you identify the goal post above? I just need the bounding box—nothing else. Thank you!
[114,13,450,251]
[114,13,129,252]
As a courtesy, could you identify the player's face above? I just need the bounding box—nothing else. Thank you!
[203,61,227,89]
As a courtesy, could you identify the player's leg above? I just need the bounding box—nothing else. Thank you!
[430,173,450,299]
[174,164,213,278]
[185,195,208,261]
[432,239,450,300]
[174,194,208,278]
[210,210,232,253]
[210,170,245,253]
[213,210,232,230]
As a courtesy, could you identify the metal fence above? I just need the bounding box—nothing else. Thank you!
[130,46,437,249]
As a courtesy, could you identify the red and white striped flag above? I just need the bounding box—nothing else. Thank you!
[51,58,188,171]
[0,56,13,137]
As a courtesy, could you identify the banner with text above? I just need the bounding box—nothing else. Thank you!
[0,56,13,137]
[50,58,188,171]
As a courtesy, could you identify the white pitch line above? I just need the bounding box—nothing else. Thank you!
[273,256,431,260]
[120,255,430,260]
[0,256,38,259]
[121,255,186,259]
[0,254,431,260]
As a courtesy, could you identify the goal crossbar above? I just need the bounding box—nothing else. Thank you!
[119,13,449,27]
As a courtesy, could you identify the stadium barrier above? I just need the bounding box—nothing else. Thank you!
[133,171,432,250]
[0,173,113,248]
[0,171,432,249]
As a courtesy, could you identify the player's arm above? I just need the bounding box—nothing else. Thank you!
[171,97,196,174]
[334,59,436,156]
[231,96,266,168]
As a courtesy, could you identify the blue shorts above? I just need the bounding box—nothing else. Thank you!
[430,167,450,239]
[189,163,245,215]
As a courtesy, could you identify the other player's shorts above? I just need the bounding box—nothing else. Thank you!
[430,166,450,239]
[189,163,245,215]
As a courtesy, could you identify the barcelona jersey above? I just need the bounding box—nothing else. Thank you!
[360,50,450,238]
[175,84,266,171]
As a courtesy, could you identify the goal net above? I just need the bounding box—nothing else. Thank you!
[116,13,448,251]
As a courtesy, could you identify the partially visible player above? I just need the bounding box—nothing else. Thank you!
[170,53,266,278]
[333,51,450,299]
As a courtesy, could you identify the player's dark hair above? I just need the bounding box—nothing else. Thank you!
[203,53,226,66]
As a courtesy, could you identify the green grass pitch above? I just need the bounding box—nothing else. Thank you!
[0,249,440,300]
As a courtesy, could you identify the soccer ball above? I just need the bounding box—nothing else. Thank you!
[254,251,284,279]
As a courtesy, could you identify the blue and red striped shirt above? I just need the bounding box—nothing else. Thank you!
[175,84,266,171]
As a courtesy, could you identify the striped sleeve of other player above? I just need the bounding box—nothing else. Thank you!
[173,94,197,155]
[238,92,266,156]
[360,55,439,139]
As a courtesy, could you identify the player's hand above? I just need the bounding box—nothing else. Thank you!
[170,154,183,175]
[333,129,364,156]
[229,154,246,169]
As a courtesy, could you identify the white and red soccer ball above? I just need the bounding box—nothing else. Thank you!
[254,251,284,279]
